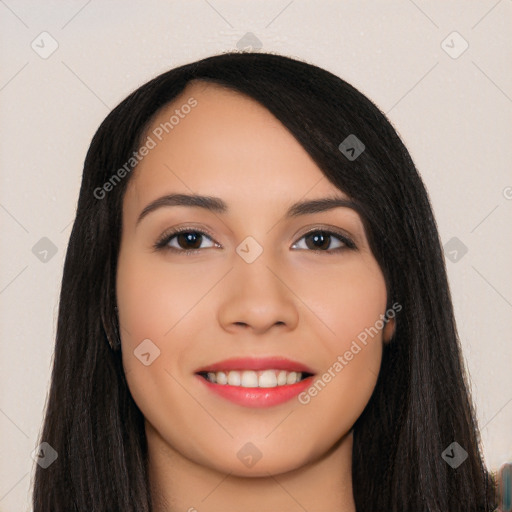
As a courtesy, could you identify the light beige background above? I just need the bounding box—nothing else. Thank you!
[1,1,511,510]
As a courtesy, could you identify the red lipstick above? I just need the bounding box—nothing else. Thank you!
[194,357,315,408]
[194,356,315,374]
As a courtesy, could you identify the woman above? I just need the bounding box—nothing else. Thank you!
[32,51,497,511]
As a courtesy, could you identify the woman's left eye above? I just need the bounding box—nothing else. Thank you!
[154,228,355,254]
[291,230,356,252]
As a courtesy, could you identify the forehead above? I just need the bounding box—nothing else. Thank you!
[124,81,347,217]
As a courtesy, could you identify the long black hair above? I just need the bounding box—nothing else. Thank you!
[32,50,497,511]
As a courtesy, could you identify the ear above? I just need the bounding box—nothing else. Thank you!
[383,317,396,343]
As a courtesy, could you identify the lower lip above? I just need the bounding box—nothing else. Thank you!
[195,375,314,408]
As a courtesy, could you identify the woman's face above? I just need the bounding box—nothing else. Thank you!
[116,81,394,476]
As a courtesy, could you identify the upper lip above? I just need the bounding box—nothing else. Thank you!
[195,356,315,374]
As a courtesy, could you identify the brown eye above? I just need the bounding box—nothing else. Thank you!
[154,229,217,253]
[292,229,355,253]
[304,231,333,251]
[174,232,204,250]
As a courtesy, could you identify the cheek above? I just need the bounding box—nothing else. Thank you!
[298,257,388,346]
[115,251,205,437]
[290,259,386,430]
[116,250,217,345]
[115,249,188,385]
[115,250,224,406]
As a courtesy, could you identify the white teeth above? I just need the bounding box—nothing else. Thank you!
[277,370,288,385]
[216,371,227,385]
[240,370,258,388]
[286,371,298,385]
[259,370,277,388]
[227,371,241,386]
[203,369,305,387]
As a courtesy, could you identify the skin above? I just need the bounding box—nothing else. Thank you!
[116,81,395,512]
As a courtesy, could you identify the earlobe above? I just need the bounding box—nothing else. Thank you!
[383,317,396,343]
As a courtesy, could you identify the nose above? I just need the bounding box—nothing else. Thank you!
[217,255,299,336]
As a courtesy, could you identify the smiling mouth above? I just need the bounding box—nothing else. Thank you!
[196,369,314,388]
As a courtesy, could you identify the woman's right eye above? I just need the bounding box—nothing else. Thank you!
[154,229,218,254]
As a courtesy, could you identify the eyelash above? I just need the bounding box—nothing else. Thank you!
[153,226,357,255]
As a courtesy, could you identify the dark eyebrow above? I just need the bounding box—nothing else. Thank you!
[136,193,360,226]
